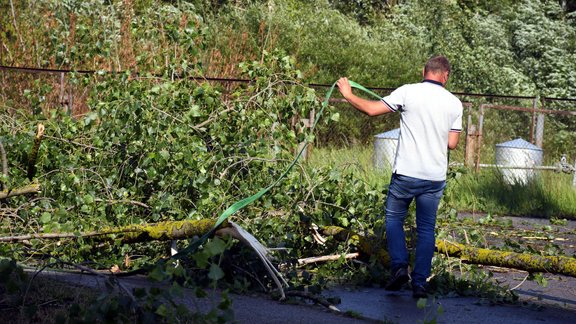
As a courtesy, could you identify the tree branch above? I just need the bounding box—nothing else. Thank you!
[0,139,7,176]
[0,139,7,191]
[0,183,41,200]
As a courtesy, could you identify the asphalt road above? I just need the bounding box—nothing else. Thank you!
[33,268,576,323]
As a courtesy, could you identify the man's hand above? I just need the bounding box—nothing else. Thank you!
[335,77,392,116]
[336,77,353,99]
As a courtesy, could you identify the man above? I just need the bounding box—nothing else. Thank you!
[336,55,462,298]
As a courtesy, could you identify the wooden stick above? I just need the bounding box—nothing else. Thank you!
[297,253,359,266]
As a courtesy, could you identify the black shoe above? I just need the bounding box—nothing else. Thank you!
[385,267,409,291]
[412,285,428,299]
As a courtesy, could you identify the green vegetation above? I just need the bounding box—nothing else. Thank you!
[1,0,576,321]
[311,146,576,218]
[448,167,576,218]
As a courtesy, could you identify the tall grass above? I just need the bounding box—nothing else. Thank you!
[447,167,576,219]
[307,145,392,190]
[309,146,576,219]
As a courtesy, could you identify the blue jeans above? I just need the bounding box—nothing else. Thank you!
[385,173,446,287]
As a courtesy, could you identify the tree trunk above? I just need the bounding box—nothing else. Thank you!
[4,221,576,278]
[0,218,224,243]
[322,225,576,278]
[321,226,390,266]
[119,219,222,243]
[436,240,576,277]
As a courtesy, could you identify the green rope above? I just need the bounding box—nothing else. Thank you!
[173,80,381,258]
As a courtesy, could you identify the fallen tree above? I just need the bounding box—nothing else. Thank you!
[435,240,576,278]
[322,225,576,278]
[2,221,576,278]
[0,218,289,298]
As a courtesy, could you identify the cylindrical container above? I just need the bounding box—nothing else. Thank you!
[373,128,400,170]
[495,138,543,185]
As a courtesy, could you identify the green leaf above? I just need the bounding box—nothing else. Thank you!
[416,298,427,308]
[195,287,208,298]
[40,212,51,224]
[83,194,94,204]
[159,149,170,160]
[205,238,227,256]
[192,251,210,268]
[84,112,98,126]
[148,266,166,282]
[156,304,168,317]
[147,167,157,178]
[208,263,225,281]
[190,105,202,117]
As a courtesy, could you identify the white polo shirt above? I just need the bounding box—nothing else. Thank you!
[381,80,463,181]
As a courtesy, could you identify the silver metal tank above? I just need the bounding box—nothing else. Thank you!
[495,138,543,185]
[373,128,400,170]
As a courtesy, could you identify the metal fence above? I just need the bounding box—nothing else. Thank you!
[459,98,576,185]
[1,65,575,185]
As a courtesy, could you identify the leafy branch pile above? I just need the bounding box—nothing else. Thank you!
[1,49,378,258]
[0,51,389,320]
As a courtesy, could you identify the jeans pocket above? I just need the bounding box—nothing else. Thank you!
[389,174,415,199]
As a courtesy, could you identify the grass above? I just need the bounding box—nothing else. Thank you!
[308,145,391,190]
[308,145,576,219]
[448,167,576,219]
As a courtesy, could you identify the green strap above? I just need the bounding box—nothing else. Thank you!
[173,80,381,258]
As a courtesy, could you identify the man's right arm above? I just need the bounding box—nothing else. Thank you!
[336,77,393,116]
[448,131,460,150]
[448,103,463,150]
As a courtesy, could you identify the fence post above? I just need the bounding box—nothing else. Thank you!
[475,105,485,172]
[68,74,74,116]
[573,159,576,188]
[532,97,546,148]
[307,108,315,160]
[530,97,537,143]
[535,114,545,148]
[59,72,67,113]
[465,114,477,168]
[297,108,315,162]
